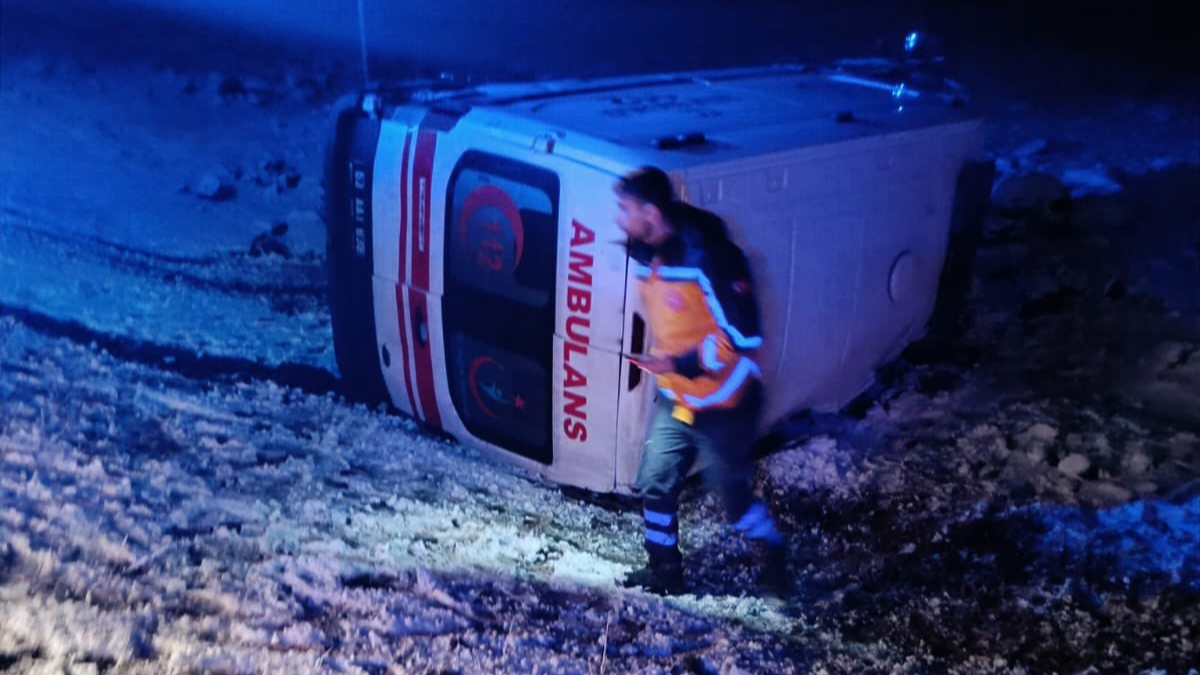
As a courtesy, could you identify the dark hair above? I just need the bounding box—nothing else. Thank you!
[616,166,675,211]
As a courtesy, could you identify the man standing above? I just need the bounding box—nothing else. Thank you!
[615,166,786,595]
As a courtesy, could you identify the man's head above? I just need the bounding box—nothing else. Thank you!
[615,166,675,246]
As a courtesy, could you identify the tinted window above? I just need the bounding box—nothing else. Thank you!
[447,155,557,307]
[444,152,558,463]
[446,334,550,451]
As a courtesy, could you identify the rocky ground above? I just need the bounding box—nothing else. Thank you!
[2,8,1199,673]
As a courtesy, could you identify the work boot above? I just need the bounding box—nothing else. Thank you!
[632,501,684,594]
[757,541,791,596]
[623,561,685,595]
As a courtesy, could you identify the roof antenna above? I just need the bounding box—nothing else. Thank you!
[356,0,371,87]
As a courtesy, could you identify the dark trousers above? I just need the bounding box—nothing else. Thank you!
[635,385,777,566]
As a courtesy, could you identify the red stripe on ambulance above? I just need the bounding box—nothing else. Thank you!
[562,219,595,442]
[411,129,436,290]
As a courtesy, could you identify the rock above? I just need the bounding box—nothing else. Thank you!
[1024,445,1048,465]
[193,172,236,201]
[1066,432,1113,460]
[1121,443,1152,475]
[993,172,1066,211]
[992,172,1071,229]
[194,174,221,196]
[1080,481,1133,505]
[958,424,1009,461]
[1133,481,1159,496]
[282,210,326,257]
[278,170,301,191]
[256,157,302,192]
[249,232,291,259]
[1003,450,1039,476]
[1057,453,1091,477]
[1019,423,1058,445]
[1016,423,1058,464]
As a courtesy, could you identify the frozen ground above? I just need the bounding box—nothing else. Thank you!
[2,3,1199,674]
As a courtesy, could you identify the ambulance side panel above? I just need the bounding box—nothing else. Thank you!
[677,120,983,425]
[371,111,461,430]
[544,172,629,491]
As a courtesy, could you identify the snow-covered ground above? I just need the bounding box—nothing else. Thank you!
[2,3,1199,673]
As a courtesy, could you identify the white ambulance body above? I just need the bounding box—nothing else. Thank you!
[324,65,989,493]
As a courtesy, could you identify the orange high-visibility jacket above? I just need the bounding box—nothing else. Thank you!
[632,203,763,413]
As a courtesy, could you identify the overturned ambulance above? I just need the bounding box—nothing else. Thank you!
[324,64,991,493]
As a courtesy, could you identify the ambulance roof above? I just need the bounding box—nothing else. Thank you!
[380,64,979,171]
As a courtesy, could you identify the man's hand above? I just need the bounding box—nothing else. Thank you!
[626,353,674,375]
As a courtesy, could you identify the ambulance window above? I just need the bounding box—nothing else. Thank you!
[444,151,558,464]
[446,151,558,307]
[445,333,549,458]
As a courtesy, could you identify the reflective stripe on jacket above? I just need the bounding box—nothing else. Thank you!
[633,203,763,412]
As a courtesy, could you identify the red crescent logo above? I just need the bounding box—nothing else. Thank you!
[468,355,504,420]
[458,184,525,270]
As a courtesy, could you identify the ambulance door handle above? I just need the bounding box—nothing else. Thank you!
[627,312,646,391]
[413,306,428,347]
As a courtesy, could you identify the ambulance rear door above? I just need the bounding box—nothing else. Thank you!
[429,112,633,492]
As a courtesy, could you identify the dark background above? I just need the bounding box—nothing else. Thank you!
[3,0,1197,106]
